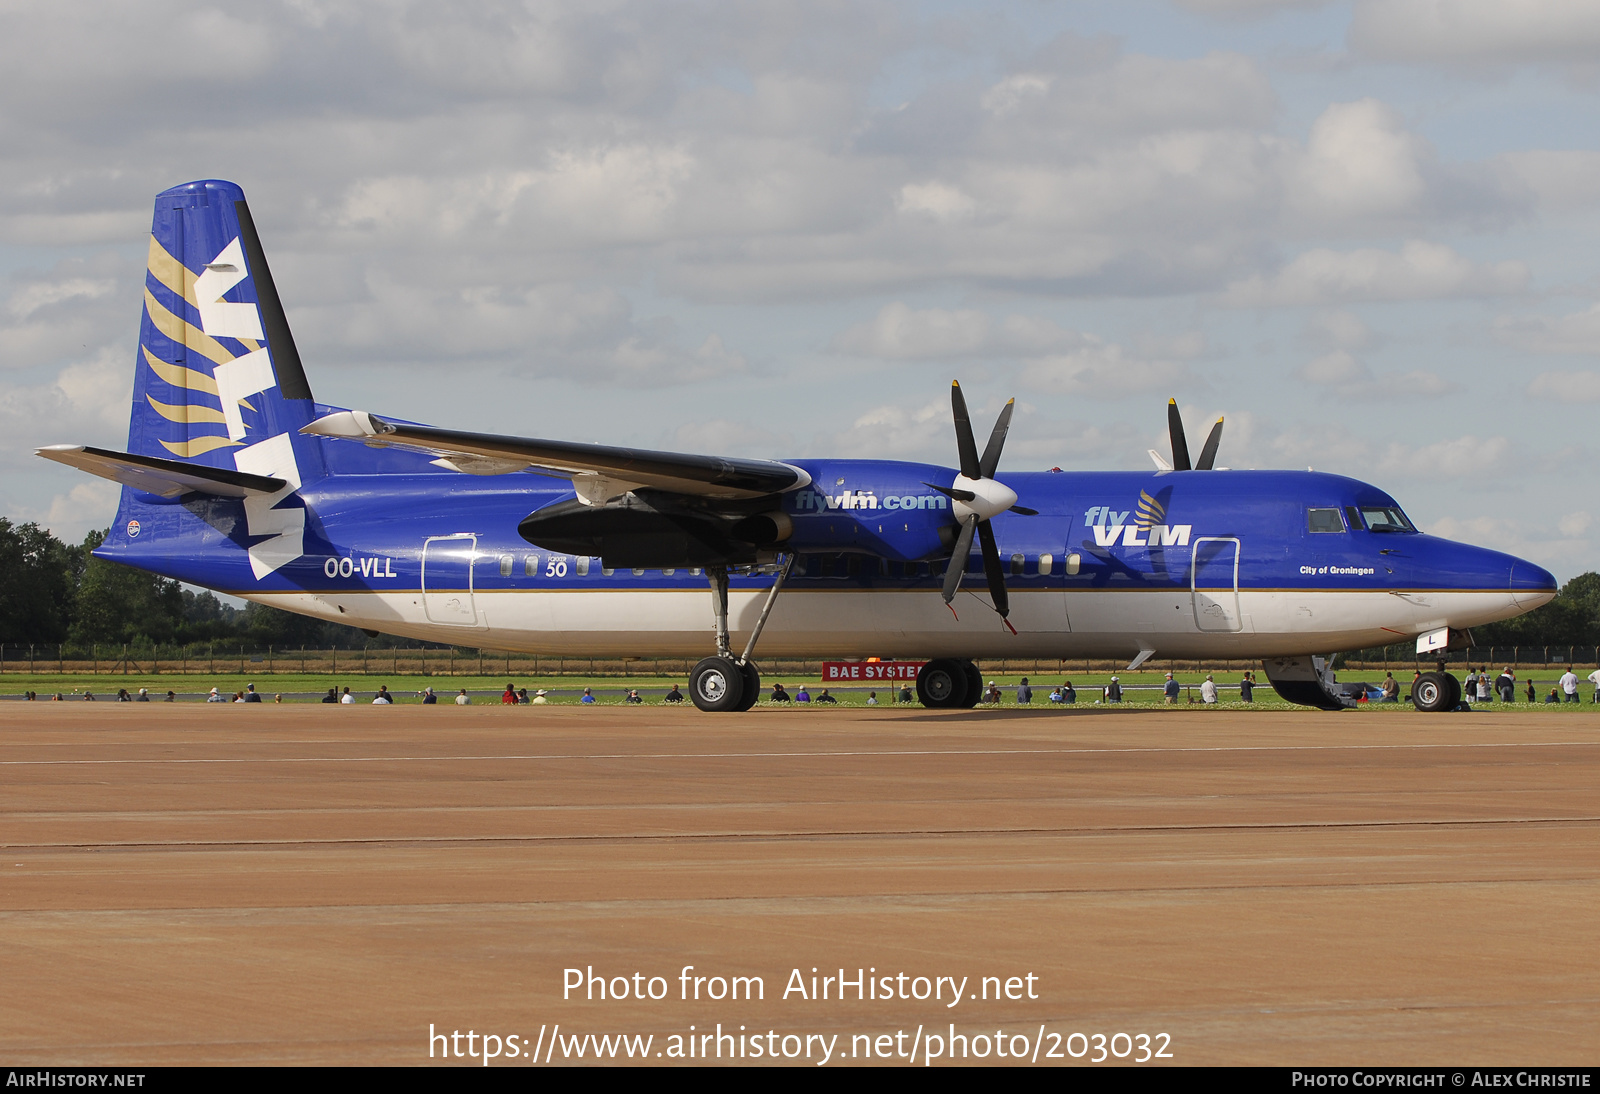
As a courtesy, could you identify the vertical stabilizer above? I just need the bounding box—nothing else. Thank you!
[130,180,324,482]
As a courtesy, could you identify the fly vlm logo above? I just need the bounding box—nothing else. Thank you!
[1084,490,1192,548]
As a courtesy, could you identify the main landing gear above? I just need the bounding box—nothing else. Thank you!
[689,557,794,713]
[915,658,983,709]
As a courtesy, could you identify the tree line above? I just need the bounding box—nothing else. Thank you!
[0,520,415,650]
[2,516,1597,653]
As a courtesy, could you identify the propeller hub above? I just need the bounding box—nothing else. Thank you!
[950,474,1017,522]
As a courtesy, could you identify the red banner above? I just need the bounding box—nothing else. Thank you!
[821,661,926,681]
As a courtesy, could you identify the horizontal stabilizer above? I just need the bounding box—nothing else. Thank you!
[303,410,811,502]
[37,444,286,498]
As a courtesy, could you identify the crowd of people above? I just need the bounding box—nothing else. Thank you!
[14,666,1600,706]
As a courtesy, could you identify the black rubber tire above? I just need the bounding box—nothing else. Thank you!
[690,656,746,713]
[916,658,970,709]
[735,660,761,712]
[1411,671,1452,713]
[960,660,983,709]
[1443,673,1462,709]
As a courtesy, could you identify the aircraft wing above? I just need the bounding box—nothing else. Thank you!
[303,410,811,504]
[37,445,287,498]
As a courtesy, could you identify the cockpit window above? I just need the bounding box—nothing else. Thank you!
[1307,507,1345,533]
[1360,506,1417,533]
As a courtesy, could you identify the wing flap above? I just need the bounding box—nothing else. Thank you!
[303,410,811,501]
[37,444,287,498]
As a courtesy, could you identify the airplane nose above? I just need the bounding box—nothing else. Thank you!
[1510,559,1558,609]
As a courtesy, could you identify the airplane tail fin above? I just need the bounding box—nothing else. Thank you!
[128,179,326,484]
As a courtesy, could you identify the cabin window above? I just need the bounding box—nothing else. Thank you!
[1307,508,1345,533]
[845,555,860,577]
[524,555,539,577]
[690,567,703,576]
[576,556,590,576]
[1038,553,1053,576]
[602,567,615,576]
[1064,553,1081,576]
[663,568,675,576]
[632,568,645,576]
[1010,552,1025,576]
[499,554,513,577]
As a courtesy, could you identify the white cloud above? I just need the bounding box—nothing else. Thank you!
[668,418,792,457]
[1175,0,1335,15]
[895,182,978,222]
[0,350,133,468]
[1527,370,1600,402]
[1020,343,1200,397]
[1289,100,1428,222]
[1305,310,1373,350]
[1498,305,1600,357]
[826,397,954,461]
[1223,241,1528,306]
[1297,350,1371,386]
[1497,150,1600,213]
[832,302,1083,359]
[1350,0,1600,66]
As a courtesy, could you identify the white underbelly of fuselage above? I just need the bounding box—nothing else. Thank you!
[240,585,1525,661]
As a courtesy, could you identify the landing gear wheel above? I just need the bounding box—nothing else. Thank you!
[1443,672,1462,709]
[690,656,746,713]
[735,660,761,712]
[916,658,971,709]
[1412,671,1453,713]
[960,660,982,709]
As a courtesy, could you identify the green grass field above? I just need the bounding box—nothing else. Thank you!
[3,668,1594,709]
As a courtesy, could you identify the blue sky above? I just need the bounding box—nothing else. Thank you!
[2,0,1598,578]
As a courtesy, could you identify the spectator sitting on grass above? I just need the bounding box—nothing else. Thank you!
[455,689,470,705]
[664,685,684,703]
[795,685,810,702]
[867,691,878,705]
[206,688,223,703]
[373,686,394,704]
[625,690,643,704]
[340,687,355,705]
[815,689,837,704]
[322,688,338,704]
[531,689,549,704]
[580,688,596,704]
[502,684,518,705]
[897,684,913,704]
[1546,688,1561,704]
[1062,682,1077,704]
[770,683,791,702]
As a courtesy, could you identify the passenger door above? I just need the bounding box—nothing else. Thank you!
[422,534,480,626]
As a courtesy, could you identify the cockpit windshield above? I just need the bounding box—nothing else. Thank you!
[1359,506,1416,533]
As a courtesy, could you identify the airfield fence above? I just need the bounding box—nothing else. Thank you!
[1,643,1595,679]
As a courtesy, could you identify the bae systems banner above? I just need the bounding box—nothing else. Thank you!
[822,662,926,681]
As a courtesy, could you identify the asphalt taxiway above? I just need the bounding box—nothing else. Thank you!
[1,703,1596,1065]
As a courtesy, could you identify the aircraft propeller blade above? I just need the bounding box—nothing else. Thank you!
[1196,416,1224,471]
[924,482,977,502]
[1167,398,1192,471]
[950,381,982,481]
[978,398,1014,479]
[942,515,979,604]
[976,518,1009,621]
[1009,505,1038,516]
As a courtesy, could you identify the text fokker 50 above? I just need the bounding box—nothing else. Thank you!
[39,181,1557,712]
